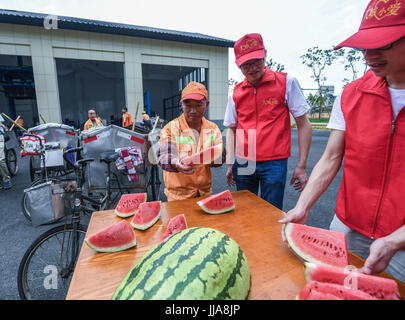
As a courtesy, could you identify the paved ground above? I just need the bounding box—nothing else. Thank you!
[0,128,342,300]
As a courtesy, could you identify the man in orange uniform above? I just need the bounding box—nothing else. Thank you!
[157,82,225,201]
[122,107,133,129]
[280,0,405,283]
[83,109,103,131]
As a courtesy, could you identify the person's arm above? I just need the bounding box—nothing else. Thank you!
[359,225,405,276]
[225,126,236,186]
[223,95,238,186]
[290,114,312,192]
[279,130,345,237]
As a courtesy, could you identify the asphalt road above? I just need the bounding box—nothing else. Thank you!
[0,128,342,300]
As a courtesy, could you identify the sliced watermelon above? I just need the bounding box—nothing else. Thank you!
[284,223,349,267]
[304,262,401,300]
[130,201,161,230]
[84,220,136,253]
[181,144,223,168]
[299,288,341,300]
[298,281,377,300]
[197,190,235,215]
[161,214,188,243]
[114,193,147,218]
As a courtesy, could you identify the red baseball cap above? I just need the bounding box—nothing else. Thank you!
[334,0,405,50]
[180,81,208,103]
[234,33,266,67]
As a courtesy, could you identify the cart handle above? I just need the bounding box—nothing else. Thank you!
[63,146,82,169]
[23,133,45,149]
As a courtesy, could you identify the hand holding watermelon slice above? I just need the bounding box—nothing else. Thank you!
[278,205,309,242]
[172,158,196,175]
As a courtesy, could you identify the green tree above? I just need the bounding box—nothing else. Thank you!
[335,48,368,86]
[301,46,337,119]
[266,58,285,72]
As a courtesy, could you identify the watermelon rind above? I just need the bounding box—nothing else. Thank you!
[114,193,147,218]
[112,227,251,300]
[84,238,137,253]
[284,223,349,267]
[84,221,137,253]
[197,190,235,215]
[130,201,162,230]
[197,201,235,215]
[130,212,161,231]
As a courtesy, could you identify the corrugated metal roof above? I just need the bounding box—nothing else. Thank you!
[0,9,235,48]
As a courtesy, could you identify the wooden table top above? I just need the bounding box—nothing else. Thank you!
[66,190,405,300]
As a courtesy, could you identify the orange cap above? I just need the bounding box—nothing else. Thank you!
[180,81,208,103]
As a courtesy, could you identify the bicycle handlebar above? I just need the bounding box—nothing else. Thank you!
[23,133,44,148]
[63,146,82,168]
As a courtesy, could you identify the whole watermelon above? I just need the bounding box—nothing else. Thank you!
[112,227,251,300]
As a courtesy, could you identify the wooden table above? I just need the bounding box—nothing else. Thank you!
[66,190,405,300]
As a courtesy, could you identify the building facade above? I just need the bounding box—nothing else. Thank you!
[0,9,233,129]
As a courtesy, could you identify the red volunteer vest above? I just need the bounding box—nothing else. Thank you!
[233,67,290,161]
[337,70,405,240]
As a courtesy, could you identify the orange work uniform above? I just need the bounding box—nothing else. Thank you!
[158,114,223,201]
[122,112,133,128]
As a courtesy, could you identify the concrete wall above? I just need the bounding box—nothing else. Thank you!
[0,23,229,124]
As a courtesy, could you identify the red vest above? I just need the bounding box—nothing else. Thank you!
[336,70,405,240]
[233,68,290,161]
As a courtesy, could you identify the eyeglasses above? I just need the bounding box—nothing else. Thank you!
[357,36,405,52]
[240,59,264,71]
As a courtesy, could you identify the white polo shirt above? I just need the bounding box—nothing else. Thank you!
[223,75,310,127]
[327,88,405,131]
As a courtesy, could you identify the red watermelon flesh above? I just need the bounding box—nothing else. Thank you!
[284,223,349,267]
[300,288,341,300]
[84,220,136,253]
[298,281,377,300]
[114,193,147,218]
[161,214,188,243]
[304,262,401,300]
[197,190,235,215]
[181,144,223,168]
[130,201,161,230]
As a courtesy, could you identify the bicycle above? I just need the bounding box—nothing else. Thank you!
[17,146,96,300]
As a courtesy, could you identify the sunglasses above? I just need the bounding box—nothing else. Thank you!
[357,36,405,52]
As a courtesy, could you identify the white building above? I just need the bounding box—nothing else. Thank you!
[0,9,233,129]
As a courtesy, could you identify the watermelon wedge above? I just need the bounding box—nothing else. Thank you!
[114,193,147,218]
[161,214,188,243]
[298,281,377,300]
[304,262,401,300]
[181,144,223,168]
[84,220,136,253]
[284,223,349,267]
[197,190,235,215]
[130,201,161,230]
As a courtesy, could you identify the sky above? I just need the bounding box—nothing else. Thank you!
[1,0,371,95]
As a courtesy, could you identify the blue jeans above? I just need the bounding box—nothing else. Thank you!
[232,158,288,210]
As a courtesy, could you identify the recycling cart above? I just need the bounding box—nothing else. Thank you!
[81,125,160,200]
[25,123,79,181]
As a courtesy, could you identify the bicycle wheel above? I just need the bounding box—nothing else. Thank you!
[6,148,18,176]
[21,178,61,222]
[17,223,87,300]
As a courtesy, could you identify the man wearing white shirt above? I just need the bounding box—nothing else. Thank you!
[280,0,405,283]
[0,114,12,189]
[224,33,312,210]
